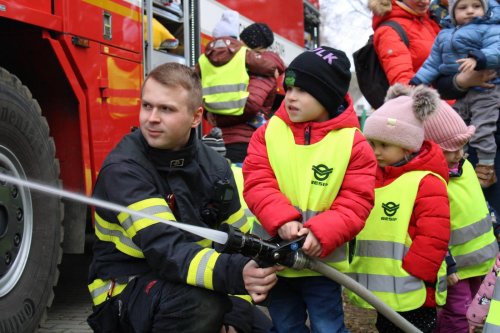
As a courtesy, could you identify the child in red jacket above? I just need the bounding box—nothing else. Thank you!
[423,99,498,333]
[243,46,377,333]
[348,84,451,333]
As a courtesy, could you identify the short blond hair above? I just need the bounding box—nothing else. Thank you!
[143,63,202,112]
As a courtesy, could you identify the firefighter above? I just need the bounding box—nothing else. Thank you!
[87,62,280,332]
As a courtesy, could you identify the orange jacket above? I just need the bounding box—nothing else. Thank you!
[370,0,440,85]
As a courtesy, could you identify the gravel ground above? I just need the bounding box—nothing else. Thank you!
[342,291,378,333]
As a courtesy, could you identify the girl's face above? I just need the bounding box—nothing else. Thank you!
[368,139,411,167]
[443,147,465,169]
[402,0,431,14]
[454,0,485,25]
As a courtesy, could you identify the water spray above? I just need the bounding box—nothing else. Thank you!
[0,171,422,333]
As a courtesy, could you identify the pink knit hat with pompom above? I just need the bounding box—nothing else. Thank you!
[424,101,475,151]
[363,84,440,152]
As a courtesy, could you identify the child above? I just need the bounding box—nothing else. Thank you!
[348,84,451,333]
[410,0,500,188]
[211,22,286,163]
[467,252,500,332]
[239,22,286,128]
[242,46,377,333]
[423,100,498,333]
[196,10,277,163]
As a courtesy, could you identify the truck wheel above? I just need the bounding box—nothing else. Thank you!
[0,67,63,332]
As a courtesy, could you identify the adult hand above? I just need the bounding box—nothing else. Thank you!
[278,221,302,240]
[298,228,322,257]
[242,260,281,303]
[447,273,460,287]
[455,69,496,90]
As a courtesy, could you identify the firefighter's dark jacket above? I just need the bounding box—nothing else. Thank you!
[88,129,250,295]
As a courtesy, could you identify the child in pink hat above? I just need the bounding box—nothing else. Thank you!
[424,100,498,333]
[348,84,451,332]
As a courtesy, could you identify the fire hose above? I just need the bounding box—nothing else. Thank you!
[221,223,423,333]
[0,172,422,333]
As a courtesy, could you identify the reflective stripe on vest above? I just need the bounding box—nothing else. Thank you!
[448,160,498,279]
[347,171,448,311]
[265,116,356,276]
[199,47,249,116]
[484,275,500,332]
[230,164,255,234]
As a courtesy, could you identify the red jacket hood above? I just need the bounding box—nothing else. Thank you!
[204,37,242,67]
[371,0,427,30]
[377,140,450,186]
[273,94,360,144]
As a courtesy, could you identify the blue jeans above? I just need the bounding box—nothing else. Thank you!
[267,276,348,333]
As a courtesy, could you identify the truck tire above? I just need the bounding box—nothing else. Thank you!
[0,67,63,332]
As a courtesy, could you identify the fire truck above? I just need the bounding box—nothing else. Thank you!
[0,0,319,331]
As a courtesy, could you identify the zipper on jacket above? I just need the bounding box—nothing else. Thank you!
[305,126,311,145]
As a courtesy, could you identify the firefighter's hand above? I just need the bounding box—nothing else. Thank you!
[447,273,460,286]
[278,221,302,240]
[242,260,282,303]
[298,228,322,257]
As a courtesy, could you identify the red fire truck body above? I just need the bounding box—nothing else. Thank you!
[0,1,318,331]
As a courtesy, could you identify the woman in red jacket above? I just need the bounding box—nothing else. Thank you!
[369,0,441,85]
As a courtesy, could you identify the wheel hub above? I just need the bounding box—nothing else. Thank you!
[0,146,32,297]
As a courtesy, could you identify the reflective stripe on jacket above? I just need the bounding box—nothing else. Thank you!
[449,160,498,279]
[348,171,447,311]
[265,116,356,276]
[199,47,249,115]
[484,275,500,332]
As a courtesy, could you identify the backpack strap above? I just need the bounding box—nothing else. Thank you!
[379,20,409,47]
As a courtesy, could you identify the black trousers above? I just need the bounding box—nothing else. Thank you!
[88,272,231,333]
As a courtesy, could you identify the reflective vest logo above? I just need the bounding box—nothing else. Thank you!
[381,201,399,221]
[311,164,333,186]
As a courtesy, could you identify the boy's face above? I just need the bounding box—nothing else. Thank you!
[368,139,411,168]
[454,0,485,25]
[285,86,329,123]
[443,147,465,169]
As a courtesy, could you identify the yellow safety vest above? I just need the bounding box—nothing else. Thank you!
[448,160,498,279]
[347,171,448,311]
[484,274,500,333]
[265,116,356,277]
[199,46,249,116]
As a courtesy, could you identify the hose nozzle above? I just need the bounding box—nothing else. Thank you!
[220,223,308,269]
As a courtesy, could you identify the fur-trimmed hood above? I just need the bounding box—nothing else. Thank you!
[369,0,393,16]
